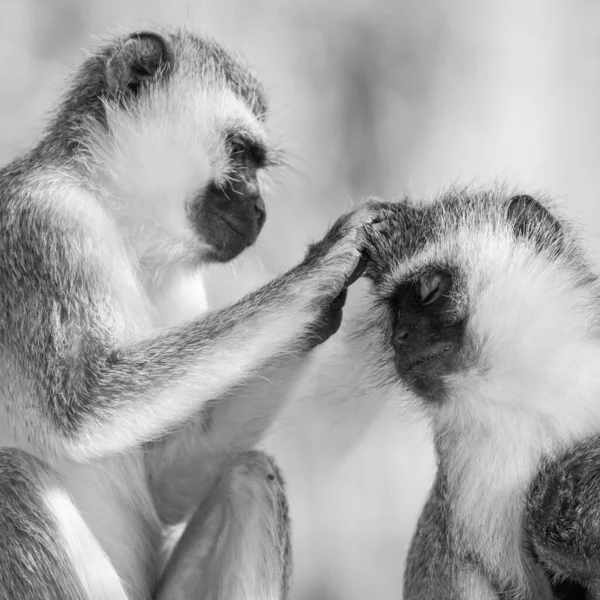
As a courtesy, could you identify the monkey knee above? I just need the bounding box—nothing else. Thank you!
[225,449,286,490]
[220,450,291,554]
[157,450,291,600]
[226,451,292,595]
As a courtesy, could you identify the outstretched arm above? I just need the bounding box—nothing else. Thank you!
[5,201,377,462]
[146,242,366,525]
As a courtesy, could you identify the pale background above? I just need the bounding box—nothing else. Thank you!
[3,1,600,598]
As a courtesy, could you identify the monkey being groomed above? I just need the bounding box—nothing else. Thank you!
[0,27,381,599]
[359,187,600,600]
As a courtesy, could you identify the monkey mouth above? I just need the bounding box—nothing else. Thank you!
[407,346,451,371]
[205,216,259,263]
[219,215,251,240]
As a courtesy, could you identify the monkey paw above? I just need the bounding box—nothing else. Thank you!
[305,200,385,271]
[303,255,367,349]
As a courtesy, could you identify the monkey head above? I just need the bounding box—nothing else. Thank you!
[45,28,274,272]
[361,188,599,416]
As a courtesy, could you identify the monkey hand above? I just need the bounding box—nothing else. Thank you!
[301,199,387,299]
[278,201,385,351]
[302,255,367,349]
[359,199,409,281]
[294,200,390,349]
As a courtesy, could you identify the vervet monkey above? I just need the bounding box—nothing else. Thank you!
[0,27,377,599]
[360,188,600,599]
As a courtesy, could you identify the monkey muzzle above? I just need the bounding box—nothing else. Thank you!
[189,177,267,263]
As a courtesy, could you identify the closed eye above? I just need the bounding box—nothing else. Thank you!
[419,272,451,306]
[230,138,246,156]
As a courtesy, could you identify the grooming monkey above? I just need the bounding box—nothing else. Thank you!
[359,188,600,599]
[0,27,377,599]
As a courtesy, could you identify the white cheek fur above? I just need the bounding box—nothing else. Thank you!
[90,78,267,273]
[420,230,600,588]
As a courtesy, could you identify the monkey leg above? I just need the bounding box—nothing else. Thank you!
[527,436,600,599]
[0,447,127,600]
[154,450,291,600]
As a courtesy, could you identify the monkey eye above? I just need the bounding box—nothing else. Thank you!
[226,131,268,166]
[418,271,451,306]
[230,138,247,156]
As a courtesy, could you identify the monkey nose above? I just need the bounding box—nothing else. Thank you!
[254,197,266,228]
[255,205,266,228]
[394,327,410,345]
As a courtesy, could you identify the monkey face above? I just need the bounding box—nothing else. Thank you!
[77,29,275,270]
[187,136,268,262]
[387,268,467,400]
[362,188,595,405]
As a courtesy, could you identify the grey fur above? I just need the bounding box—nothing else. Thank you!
[34,28,267,163]
[0,26,378,599]
[156,450,292,600]
[527,436,600,599]
[360,185,600,600]
[363,187,590,289]
[0,448,87,600]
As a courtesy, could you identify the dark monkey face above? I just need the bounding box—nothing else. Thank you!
[363,189,579,403]
[81,29,274,267]
[387,268,467,399]
[189,134,269,263]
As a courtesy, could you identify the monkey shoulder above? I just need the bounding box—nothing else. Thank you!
[0,168,144,368]
[2,167,135,293]
[526,436,600,592]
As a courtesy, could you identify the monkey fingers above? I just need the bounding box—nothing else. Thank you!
[346,253,368,286]
[302,200,384,284]
[304,289,347,349]
[302,253,369,349]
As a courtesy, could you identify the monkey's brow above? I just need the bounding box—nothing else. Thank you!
[224,128,269,166]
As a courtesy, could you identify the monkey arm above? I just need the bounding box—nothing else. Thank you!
[1,195,376,462]
[51,263,354,462]
[526,436,600,599]
[145,261,361,525]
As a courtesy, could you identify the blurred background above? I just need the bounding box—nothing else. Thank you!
[3,1,600,597]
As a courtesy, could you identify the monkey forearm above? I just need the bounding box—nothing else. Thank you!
[63,294,317,459]
[146,257,364,524]
[48,228,363,461]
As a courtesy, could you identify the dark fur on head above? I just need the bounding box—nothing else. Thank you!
[38,28,268,163]
[363,185,589,288]
[0,26,278,272]
[358,185,599,395]
[357,185,600,599]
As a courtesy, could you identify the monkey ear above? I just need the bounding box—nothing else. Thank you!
[506,194,564,249]
[106,32,171,97]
